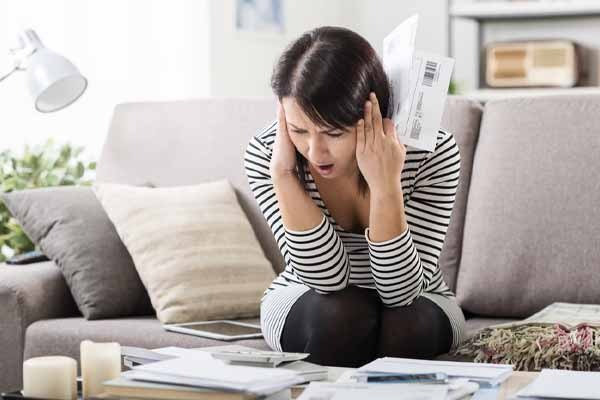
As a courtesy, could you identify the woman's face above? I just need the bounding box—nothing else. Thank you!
[281,97,357,180]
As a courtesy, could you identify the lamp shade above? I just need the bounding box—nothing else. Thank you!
[25,47,87,113]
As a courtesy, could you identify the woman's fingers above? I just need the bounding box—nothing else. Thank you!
[369,92,385,138]
[356,118,365,153]
[364,99,374,147]
[277,101,288,135]
[383,118,398,142]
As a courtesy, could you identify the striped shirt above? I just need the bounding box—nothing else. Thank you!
[243,119,460,309]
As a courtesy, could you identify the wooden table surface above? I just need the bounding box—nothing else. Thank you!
[495,371,538,400]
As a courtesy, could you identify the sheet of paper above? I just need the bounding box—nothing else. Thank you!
[516,369,600,400]
[471,387,500,400]
[297,381,447,400]
[490,302,600,329]
[134,352,299,384]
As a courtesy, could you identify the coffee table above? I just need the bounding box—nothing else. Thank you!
[290,368,539,399]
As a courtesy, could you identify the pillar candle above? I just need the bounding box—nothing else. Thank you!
[23,356,77,400]
[80,340,121,398]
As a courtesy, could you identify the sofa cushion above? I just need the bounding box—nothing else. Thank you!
[93,180,276,324]
[23,316,514,369]
[96,98,286,274]
[23,316,268,374]
[438,96,484,292]
[456,95,600,317]
[1,186,153,319]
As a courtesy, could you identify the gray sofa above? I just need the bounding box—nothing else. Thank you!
[2,94,599,392]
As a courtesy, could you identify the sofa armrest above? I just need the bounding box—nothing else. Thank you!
[0,261,79,392]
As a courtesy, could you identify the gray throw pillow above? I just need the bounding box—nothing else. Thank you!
[1,186,154,319]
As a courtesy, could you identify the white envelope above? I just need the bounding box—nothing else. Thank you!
[383,14,418,124]
[383,14,455,152]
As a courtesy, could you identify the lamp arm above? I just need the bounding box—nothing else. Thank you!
[0,65,19,82]
[1,42,34,83]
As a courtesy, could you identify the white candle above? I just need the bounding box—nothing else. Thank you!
[23,356,77,400]
[80,340,121,398]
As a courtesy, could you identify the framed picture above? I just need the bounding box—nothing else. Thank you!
[235,0,285,36]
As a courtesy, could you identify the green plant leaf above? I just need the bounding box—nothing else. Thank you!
[0,139,97,256]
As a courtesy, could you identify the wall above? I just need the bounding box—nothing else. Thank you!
[352,0,448,57]
[208,0,450,97]
[0,0,211,160]
[208,0,350,97]
[0,0,449,159]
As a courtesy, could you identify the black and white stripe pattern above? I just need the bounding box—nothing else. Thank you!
[244,119,465,351]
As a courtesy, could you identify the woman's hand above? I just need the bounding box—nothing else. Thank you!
[270,100,298,181]
[356,92,406,195]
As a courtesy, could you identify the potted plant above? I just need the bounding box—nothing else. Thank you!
[0,139,96,261]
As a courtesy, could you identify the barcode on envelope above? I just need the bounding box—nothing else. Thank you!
[423,61,438,87]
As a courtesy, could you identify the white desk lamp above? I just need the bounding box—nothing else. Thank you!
[0,28,87,112]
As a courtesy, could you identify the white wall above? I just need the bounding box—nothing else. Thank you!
[0,0,211,160]
[0,0,449,160]
[352,0,448,57]
[207,0,450,97]
[209,0,349,97]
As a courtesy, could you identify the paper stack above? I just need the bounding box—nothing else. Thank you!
[104,372,291,400]
[127,351,303,395]
[335,369,479,400]
[357,357,513,387]
[104,345,312,399]
[124,345,328,382]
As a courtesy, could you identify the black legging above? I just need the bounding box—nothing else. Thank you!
[279,285,453,367]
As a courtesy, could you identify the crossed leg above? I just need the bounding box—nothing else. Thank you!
[279,285,453,367]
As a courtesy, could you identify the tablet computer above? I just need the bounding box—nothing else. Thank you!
[163,320,263,341]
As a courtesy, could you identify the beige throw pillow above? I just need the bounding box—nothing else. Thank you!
[93,180,275,324]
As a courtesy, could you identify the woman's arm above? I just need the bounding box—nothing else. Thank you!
[368,186,408,241]
[366,130,461,307]
[272,171,323,231]
[244,123,351,293]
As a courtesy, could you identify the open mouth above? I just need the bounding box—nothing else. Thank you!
[315,163,334,174]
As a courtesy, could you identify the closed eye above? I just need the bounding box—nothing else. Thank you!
[291,130,344,138]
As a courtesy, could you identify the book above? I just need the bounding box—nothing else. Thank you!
[103,374,290,400]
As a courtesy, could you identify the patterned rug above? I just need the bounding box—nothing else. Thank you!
[452,323,600,371]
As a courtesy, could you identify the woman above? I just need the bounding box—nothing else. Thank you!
[243,26,466,368]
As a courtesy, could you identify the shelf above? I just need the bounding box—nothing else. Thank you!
[450,1,600,20]
[461,86,600,101]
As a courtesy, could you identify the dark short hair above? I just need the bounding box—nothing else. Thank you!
[270,26,390,197]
